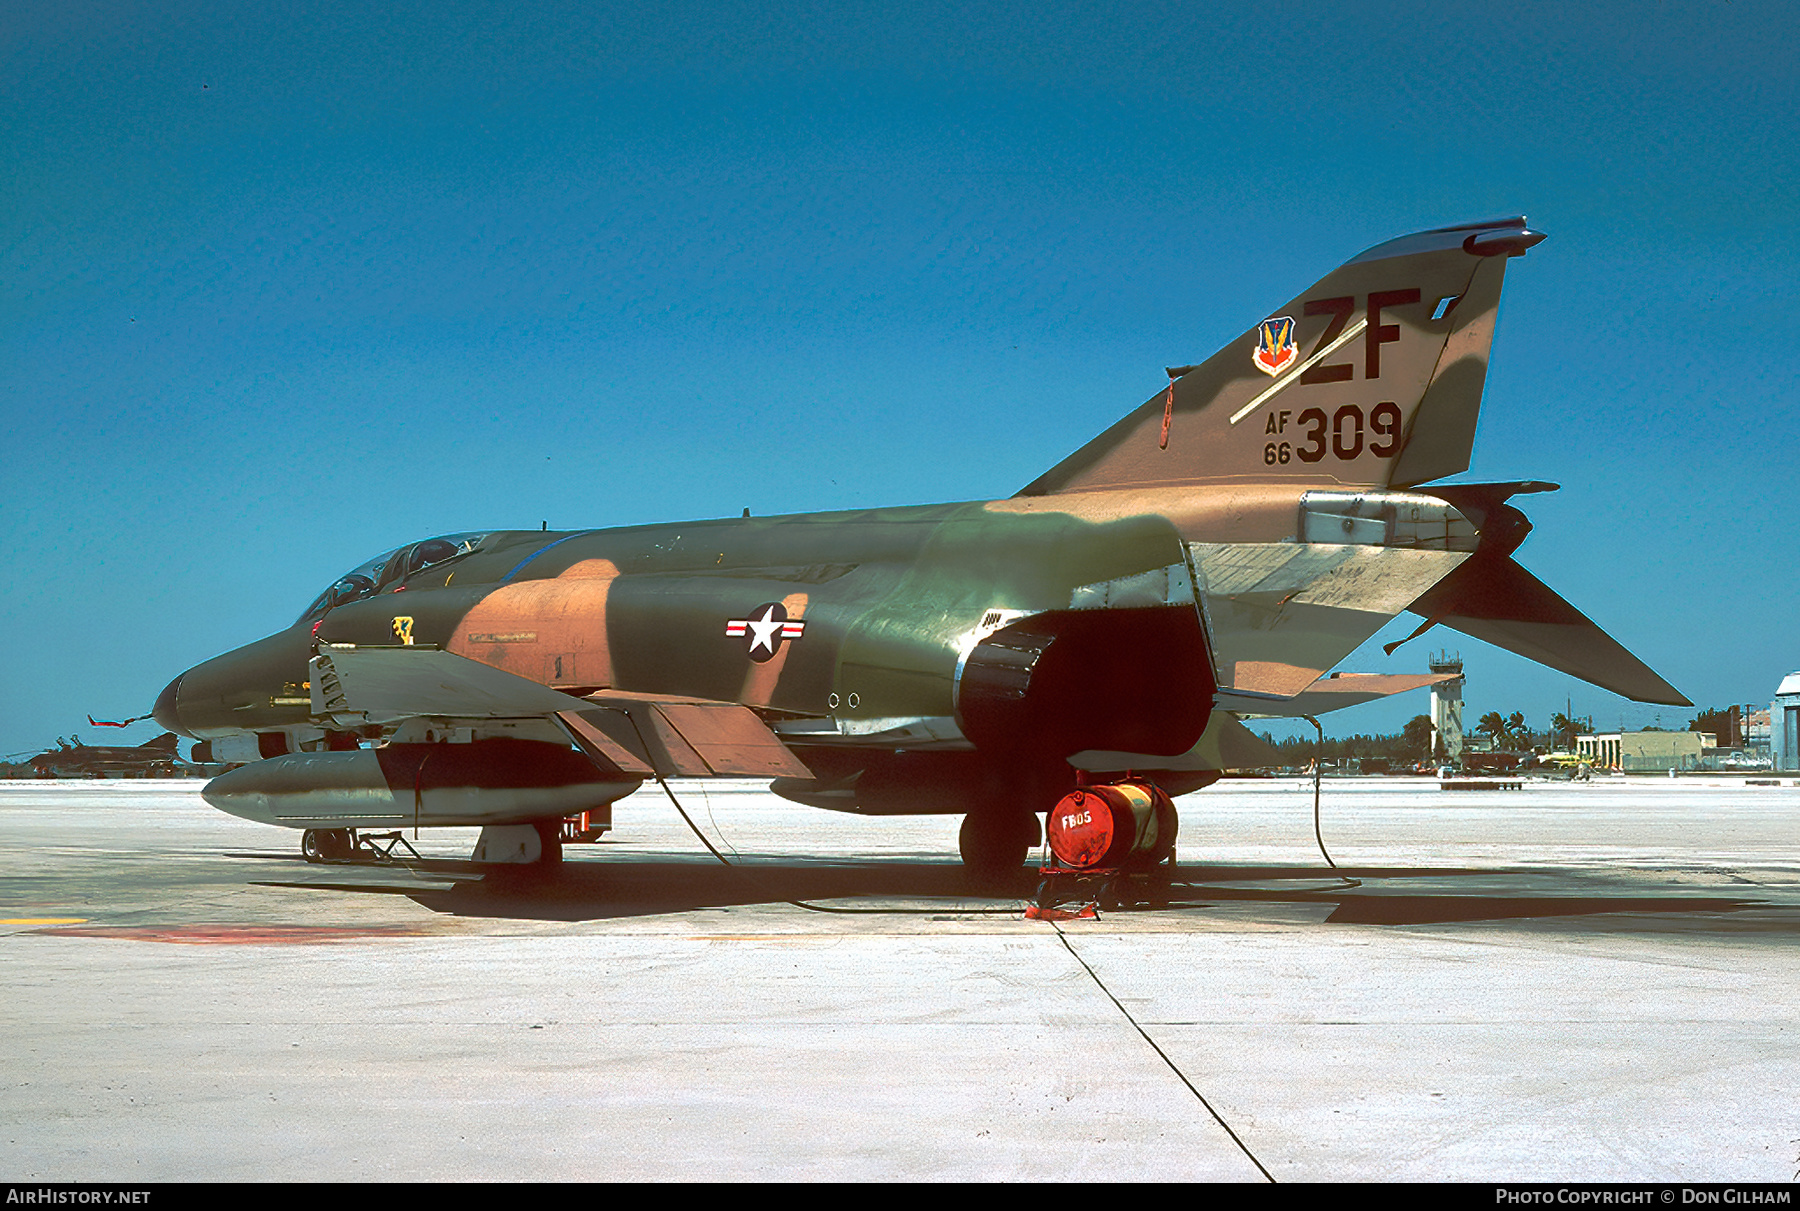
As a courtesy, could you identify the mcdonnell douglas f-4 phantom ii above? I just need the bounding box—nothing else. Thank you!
[152,217,1686,877]
[26,732,182,779]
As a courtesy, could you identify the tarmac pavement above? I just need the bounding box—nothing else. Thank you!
[3,775,1798,1181]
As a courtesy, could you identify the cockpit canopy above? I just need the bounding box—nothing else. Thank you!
[299,532,490,622]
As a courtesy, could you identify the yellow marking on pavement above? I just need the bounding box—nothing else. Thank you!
[2,917,89,925]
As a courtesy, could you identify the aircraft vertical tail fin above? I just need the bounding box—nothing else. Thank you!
[1018,219,1545,497]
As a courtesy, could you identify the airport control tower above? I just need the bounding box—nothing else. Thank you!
[1429,650,1465,768]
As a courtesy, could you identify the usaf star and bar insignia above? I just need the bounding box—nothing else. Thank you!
[725,602,806,662]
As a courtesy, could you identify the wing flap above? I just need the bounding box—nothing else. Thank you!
[581,691,813,779]
[554,710,656,776]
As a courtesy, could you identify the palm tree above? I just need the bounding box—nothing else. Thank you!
[1550,712,1586,750]
[1401,715,1434,761]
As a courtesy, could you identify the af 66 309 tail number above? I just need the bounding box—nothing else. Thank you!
[1264,401,1403,464]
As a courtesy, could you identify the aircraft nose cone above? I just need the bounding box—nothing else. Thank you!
[153,673,190,737]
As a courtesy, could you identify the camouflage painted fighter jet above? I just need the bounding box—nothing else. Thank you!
[152,217,1686,874]
[28,732,183,779]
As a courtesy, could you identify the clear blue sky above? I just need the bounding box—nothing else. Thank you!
[4,0,1796,757]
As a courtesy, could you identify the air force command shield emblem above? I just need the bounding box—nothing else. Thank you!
[1253,316,1298,377]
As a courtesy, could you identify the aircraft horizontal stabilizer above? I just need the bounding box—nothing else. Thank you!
[1405,557,1689,706]
[1217,672,1459,718]
[1071,711,1282,772]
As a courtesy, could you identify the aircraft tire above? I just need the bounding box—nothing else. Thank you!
[958,810,1040,887]
[302,828,355,862]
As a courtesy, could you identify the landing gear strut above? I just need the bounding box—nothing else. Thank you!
[534,820,563,866]
[958,810,1042,887]
[301,827,419,863]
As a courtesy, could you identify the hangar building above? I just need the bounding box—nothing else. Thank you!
[1776,672,1800,772]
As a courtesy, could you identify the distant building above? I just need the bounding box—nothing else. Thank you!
[1776,673,1800,772]
[1744,707,1771,761]
[1577,733,1619,768]
[1577,730,1714,772]
[1706,705,1744,748]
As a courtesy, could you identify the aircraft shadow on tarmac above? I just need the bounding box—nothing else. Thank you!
[235,852,1792,931]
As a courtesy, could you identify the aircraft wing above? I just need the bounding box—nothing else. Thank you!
[309,644,590,722]
[1404,556,1690,706]
[308,644,811,779]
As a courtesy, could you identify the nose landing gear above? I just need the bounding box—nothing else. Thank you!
[299,827,421,864]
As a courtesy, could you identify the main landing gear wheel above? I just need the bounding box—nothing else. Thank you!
[958,810,1041,888]
[484,823,567,892]
[301,828,353,863]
